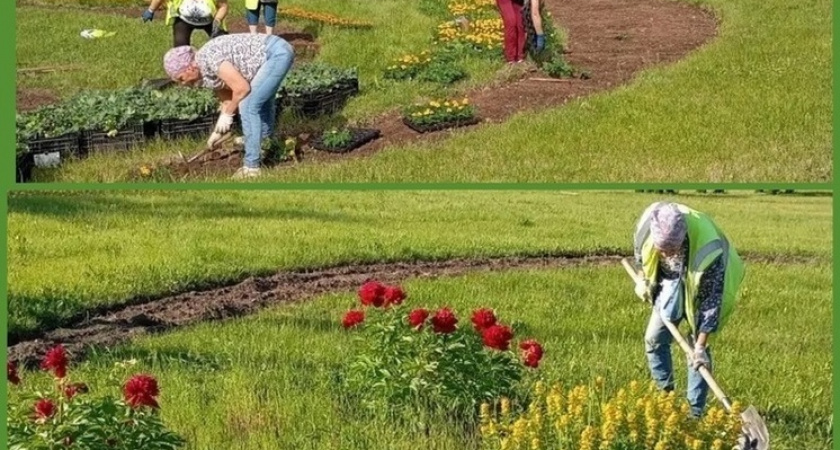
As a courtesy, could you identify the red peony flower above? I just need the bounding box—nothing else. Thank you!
[520,339,544,368]
[482,324,514,350]
[64,382,89,400]
[7,361,20,385]
[34,398,56,420]
[342,310,365,329]
[431,308,458,334]
[471,308,497,332]
[383,285,406,306]
[123,374,160,409]
[407,308,429,329]
[358,281,386,307]
[41,345,68,379]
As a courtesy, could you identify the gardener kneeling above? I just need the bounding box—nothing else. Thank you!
[163,33,294,179]
[632,202,745,418]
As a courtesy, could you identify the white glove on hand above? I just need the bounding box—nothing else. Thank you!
[207,131,223,149]
[214,112,235,134]
[634,279,650,302]
[691,345,710,370]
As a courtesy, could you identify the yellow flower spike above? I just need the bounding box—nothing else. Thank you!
[501,397,511,418]
[530,438,541,450]
[579,425,599,450]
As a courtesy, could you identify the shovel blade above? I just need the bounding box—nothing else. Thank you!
[740,405,770,450]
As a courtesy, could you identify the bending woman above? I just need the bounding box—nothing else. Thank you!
[163,33,295,179]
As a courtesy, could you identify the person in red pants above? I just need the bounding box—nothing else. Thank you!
[496,0,526,63]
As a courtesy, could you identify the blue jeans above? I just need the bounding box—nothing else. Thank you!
[239,35,294,168]
[644,310,712,418]
[246,2,278,27]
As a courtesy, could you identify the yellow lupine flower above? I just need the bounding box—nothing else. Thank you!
[501,397,511,418]
[580,425,599,450]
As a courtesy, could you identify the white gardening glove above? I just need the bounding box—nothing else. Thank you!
[691,344,710,370]
[207,131,224,149]
[634,278,651,303]
[213,112,235,134]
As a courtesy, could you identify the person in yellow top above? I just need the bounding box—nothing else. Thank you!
[245,0,279,35]
[142,0,230,47]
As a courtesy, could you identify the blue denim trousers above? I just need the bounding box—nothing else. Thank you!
[239,35,294,168]
[644,310,712,418]
[246,2,278,27]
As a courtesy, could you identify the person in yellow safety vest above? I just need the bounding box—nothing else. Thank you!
[142,0,229,47]
[245,0,279,36]
[632,201,745,418]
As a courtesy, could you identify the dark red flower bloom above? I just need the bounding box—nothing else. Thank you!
[34,398,56,420]
[471,308,497,332]
[41,345,68,379]
[520,339,544,368]
[431,308,458,334]
[7,361,20,385]
[482,324,514,350]
[407,308,429,329]
[123,374,160,409]
[342,310,365,329]
[383,285,406,306]
[64,382,89,400]
[358,281,386,307]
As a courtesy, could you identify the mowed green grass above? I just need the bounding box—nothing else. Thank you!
[11,262,832,449]
[29,0,831,183]
[7,190,831,338]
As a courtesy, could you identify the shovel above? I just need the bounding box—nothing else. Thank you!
[620,257,770,450]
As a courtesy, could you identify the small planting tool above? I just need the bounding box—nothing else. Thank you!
[620,257,770,450]
[185,131,233,163]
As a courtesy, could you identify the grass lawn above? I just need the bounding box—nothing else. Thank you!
[10,262,832,449]
[7,190,831,344]
[21,0,831,182]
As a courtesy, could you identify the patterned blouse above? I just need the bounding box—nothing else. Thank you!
[642,238,725,334]
[195,34,269,90]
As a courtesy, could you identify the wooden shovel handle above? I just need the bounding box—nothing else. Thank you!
[620,258,733,411]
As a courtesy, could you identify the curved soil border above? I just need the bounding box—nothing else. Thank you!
[7,251,817,368]
[156,0,719,175]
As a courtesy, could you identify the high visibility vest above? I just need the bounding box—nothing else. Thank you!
[635,203,745,338]
[166,0,228,31]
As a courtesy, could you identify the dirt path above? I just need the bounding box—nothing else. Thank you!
[7,251,818,368]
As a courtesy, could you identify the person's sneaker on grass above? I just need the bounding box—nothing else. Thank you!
[232,166,261,179]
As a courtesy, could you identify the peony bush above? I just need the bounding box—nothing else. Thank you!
[340,280,545,425]
[480,378,745,450]
[7,345,185,450]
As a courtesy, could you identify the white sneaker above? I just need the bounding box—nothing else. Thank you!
[232,167,261,179]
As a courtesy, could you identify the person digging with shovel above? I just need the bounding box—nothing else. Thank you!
[163,33,294,179]
[632,202,745,420]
